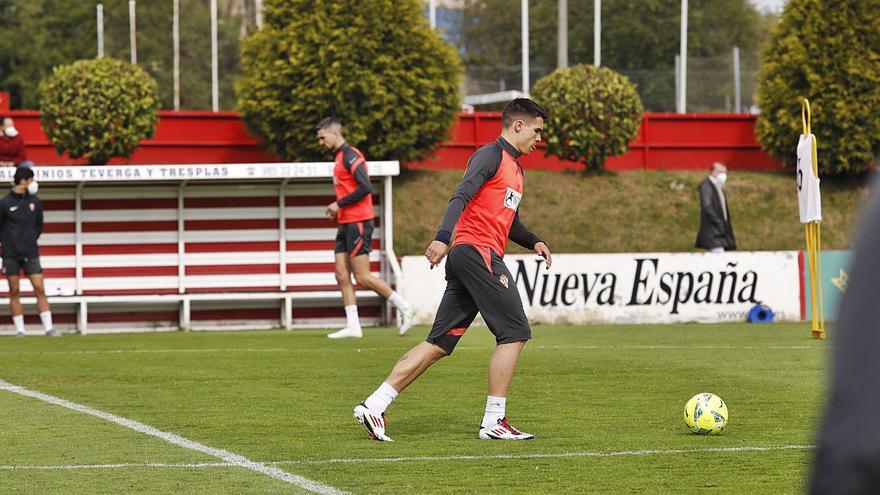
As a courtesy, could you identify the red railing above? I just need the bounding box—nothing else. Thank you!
[5,110,782,171]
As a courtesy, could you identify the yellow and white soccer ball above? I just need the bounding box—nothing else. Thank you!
[683,393,729,435]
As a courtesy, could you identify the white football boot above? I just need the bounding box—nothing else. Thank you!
[478,417,535,440]
[354,403,393,441]
[398,307,416,336]
[327,327,363,339]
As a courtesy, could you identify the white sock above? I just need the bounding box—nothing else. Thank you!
[481,396,507,428]
[387,291,411,312]
[364,382,398,414]
[344,305,361,330]
[12,315,25,334]
[40,311,53,332]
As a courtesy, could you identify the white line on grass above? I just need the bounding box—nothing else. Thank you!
[269,444,817,465]
[0,344,824,357]
[0,445,815,471]
[0,348,287,355]
[0,379,349,495]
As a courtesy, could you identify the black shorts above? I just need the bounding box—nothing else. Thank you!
[2,256,42,277]
[335,220,373,257]
[426,243,531,355]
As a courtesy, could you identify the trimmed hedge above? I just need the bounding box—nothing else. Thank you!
[532,65,643,172]
[756,0,880,174]
[237,0,461,162]
[39,58,159,165]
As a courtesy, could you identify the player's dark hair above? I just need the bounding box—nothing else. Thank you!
[13,166,34,185]
[501,98,548,128]
[316,117,343,132]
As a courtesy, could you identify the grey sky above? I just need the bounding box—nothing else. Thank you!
[749,0,787,13]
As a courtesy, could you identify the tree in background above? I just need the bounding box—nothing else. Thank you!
[531,64,643,172]
[236,0,461,162]
[459,0,769,112]
[0,0,241,110]
[756,0,880,174]
[39,58,159,165]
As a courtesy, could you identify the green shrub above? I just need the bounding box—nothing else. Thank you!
[39,58,159,165]
[531,64,643,172]
[236,0,461,162]
[755,0,880,174]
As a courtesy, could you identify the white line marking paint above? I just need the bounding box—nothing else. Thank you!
[0,445,815,471]
[0,344,825,357]
[270,444,816,465]
[0,379,348,495]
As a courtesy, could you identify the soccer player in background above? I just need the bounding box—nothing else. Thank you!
[354,99,552,441]
[0,167,57,337]
[316,118,414,339]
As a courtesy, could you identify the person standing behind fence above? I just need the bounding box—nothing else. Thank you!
[695,162,736,253]
[316,118,414,339]
[0,167,56,337]
[0,117,34,168]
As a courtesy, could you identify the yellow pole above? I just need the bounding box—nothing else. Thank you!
[801,99,825,339]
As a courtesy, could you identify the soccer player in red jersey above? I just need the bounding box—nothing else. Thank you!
[316,118,414,339]
[354,99,552,441]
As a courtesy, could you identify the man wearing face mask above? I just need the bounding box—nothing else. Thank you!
[0,167,56,337]
[0,117,33,168]
[695,162,736,253]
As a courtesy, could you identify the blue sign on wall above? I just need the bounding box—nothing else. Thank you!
[804,250,853,321]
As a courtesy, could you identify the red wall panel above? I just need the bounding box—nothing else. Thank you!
[6,110,783,171]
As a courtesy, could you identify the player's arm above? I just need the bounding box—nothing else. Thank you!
[326,150,371,219]
[336,152,372,207]
[35,198,43,238]
[509,211,551,268]
[426,148,500,267]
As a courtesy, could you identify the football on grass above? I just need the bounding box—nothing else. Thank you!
[684,393,728,435]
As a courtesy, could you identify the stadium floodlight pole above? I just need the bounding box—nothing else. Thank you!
[677,0,688,114]
[557,0,568,68]
[522,0,529,94]
[211,0,219,112]
[173,0,180,111]
[255,0,263,29]
[96,4,104,58]
[129,0,137,64]
[429,0,437,29]
[594,0,600,67]
[733,46,741,113]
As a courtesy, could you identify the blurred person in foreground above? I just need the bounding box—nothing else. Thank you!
[0,167,56,337]
[316,117,414,339]
[352,99,552,442]
[695,162,736,252]
[811,177,880,494]
[0,117,34,168]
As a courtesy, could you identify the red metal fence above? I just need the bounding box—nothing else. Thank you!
[6,110,782,171]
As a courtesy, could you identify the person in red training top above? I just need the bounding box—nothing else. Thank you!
[0,117,33,167]
[353,99,552,441]
[316,118,414,339]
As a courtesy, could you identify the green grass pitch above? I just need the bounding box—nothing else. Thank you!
[0,323,827,494]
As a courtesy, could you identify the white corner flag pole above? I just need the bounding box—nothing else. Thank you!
[797,98,824,339]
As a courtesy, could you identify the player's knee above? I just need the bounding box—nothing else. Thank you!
[335,271,350,286]
[8,286,20,298]
[353,272,372,288]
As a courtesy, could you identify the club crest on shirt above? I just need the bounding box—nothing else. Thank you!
[503,187,522,211]
[29,202,35,211]
[499,274,509,288]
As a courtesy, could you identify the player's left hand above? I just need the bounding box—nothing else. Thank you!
[535,242,552,269]
[325,202,340,220]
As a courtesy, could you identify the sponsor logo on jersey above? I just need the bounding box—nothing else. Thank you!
[499,274,509,288]
[503,188,522,211]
